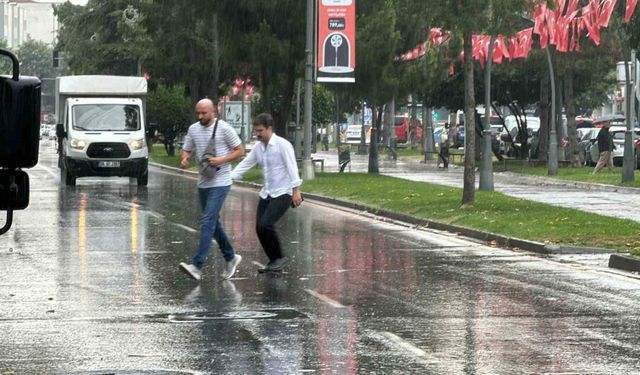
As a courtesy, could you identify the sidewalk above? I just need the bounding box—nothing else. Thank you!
[311,148,640,224]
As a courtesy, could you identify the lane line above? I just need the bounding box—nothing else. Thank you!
[304,288,346,308]
[368,331,443,366]
[173,223,197,233]
[252,260,266,268]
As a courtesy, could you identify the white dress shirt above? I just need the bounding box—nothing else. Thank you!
[231,133,302,199]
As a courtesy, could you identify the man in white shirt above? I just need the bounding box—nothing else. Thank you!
[179,99,245,281]
[231,113,303,272]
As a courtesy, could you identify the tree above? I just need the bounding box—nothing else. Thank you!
[0,39,12,75]
[146,83,192,156]
[425,0,533,205]
[351,0,402,173]
[15,38,55,79]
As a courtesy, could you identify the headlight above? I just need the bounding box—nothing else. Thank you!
[70,138,86,150]
[129,139,146,150]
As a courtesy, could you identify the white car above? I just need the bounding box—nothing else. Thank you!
[344,124,371,144]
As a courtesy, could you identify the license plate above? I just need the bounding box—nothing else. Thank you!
[98,161,120,168]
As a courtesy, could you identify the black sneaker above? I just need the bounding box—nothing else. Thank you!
[268,257,288,271]
[257,260,274,273]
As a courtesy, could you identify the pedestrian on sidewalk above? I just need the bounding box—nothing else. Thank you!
[321,134,329,151]
[231,113,303,273]
[179,98,245,281]
[593,123,615,174]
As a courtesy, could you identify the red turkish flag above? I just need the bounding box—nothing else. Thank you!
[534,4,550,48]
[582,2,601,45]
[598,0,617,27]
[570,18,582,51]
[626,0,638,22]
[566,0,580,15]
[493,36,510,64]
[546,7,558,46]
[555,16,571,52]
[510,28,533,59]
[472,35,490,63]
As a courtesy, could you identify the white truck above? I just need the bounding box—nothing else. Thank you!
[55,75,149,186]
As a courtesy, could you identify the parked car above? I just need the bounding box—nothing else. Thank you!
[502,116,540,157]
[579,128,600,166]
[344,124,371,144]
[394,115,422,143]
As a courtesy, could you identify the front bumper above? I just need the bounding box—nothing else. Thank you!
[64,157,148,178]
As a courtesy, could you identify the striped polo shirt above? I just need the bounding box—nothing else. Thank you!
[182,119,241,188]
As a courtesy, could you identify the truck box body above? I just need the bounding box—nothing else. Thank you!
[55,75,149,186]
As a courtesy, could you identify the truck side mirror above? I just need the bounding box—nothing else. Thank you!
[0,48,41,235]
[0,49,41,169]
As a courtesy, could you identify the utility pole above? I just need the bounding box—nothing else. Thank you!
[295,79,303,159]
[480,35,495,191]
[546,47,558,176]
[302,0,315,180]
[622,51,636,183]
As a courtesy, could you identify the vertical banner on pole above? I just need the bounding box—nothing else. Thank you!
[317,0,356,83]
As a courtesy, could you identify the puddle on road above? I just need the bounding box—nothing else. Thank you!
[69,371,200,375]
[151,308,307,323]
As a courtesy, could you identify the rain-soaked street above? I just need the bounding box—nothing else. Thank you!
[1,141,640,374]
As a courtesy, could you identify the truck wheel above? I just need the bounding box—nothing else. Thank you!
[61,165,76,186]
[137,169,148,186]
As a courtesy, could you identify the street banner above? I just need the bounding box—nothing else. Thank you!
[317,0,356,83]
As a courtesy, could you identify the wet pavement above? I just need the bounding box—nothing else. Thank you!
[1,141,640,374]
[312,148,640,223]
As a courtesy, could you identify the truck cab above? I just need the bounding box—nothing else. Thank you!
[56,76,149,186]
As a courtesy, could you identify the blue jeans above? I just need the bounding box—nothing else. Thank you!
[193,185,234,269]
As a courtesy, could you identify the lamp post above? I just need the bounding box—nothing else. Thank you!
[302,0,315,180]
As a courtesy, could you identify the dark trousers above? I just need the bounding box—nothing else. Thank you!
[256,194,292,261]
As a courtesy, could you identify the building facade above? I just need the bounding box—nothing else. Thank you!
[0,0,57,48]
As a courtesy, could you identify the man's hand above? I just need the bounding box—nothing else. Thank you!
[180,157,190,169]
[291,189,303,207]
[208,156,225,166]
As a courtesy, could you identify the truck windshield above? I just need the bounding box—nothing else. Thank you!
[72,104,140,131]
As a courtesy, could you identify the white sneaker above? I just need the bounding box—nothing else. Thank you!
[222,254,242,279]
[179,262,202,281]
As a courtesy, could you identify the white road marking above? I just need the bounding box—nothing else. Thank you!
[304,288,346,308]
[368,331,443,366]
[173,223,197,233]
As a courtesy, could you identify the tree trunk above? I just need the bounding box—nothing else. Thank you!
[538,76,549,161]
[462,30,476,206]
[368,106,381,174]
[564,74,580,167]
[276,62,297,138]
[188,43,199,110]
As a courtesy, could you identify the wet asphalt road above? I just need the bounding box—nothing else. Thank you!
[1,141,640,374]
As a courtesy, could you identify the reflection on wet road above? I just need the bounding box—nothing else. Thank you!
[1,142,639,374]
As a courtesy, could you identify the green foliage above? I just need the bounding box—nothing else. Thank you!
[312,84,335,125]
[352,0,401,106]
[0,39,12,75]
[15,38,54,78]
[146,83,192,150]
[54,0,149,75]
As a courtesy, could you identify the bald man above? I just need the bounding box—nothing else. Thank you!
[179,99,245,281]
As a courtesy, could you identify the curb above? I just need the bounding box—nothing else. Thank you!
[497,171,640,194]
[149,162,630,271]
[608,254,640,273]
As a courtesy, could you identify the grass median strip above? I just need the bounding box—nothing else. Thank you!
[150,146,639,255]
